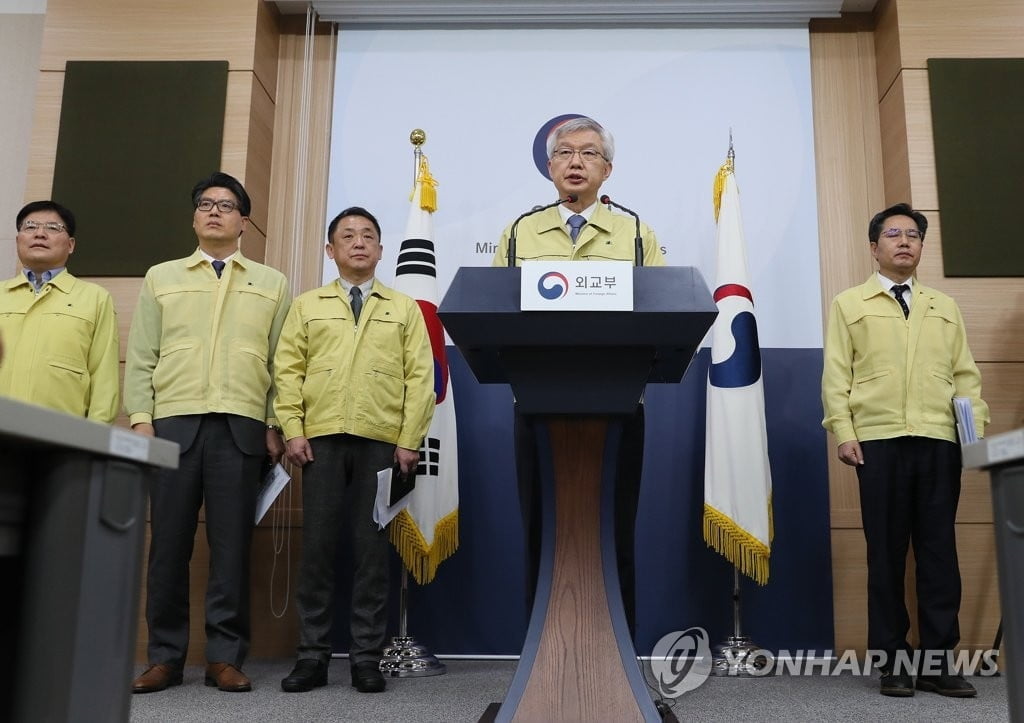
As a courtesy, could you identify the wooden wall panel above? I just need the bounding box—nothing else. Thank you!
[897,69,937,210]
[39,0,263,71]
[916,219,1024,362]
[265,19,336,296]
[893,0,1024,69]
[877,73,911,207]
[810,24,884,325]
[872,0,900,99]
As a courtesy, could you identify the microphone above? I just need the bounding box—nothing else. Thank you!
[507,194,578,267]
[600,194,644,267]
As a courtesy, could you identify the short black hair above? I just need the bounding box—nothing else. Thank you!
[868,202,928,243]
[191,172,251,217]
[16,200,76,236]
[327,206,382,241]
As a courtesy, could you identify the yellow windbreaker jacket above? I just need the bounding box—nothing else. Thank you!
[822,275,988,444]
[0,272,119,423]
[273,278,434,450]
[124,249,290,425]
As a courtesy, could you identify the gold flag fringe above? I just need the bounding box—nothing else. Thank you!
[712,155,735,223]
[410,155,439,213]
[703,501,773,585]
[387,507,459,585]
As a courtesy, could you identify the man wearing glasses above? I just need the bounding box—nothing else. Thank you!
[125,172,290,694]
[0,200,119,422]
[490,117,665,636]
[822,203,988,699]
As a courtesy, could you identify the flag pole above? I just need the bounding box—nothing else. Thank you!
[379,128,447,679]
[709,567,770,676]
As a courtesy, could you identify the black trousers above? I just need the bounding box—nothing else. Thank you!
[857,437,963,665]
[146,414,263,668]
[294,434,394,665]
[515,405,644,636]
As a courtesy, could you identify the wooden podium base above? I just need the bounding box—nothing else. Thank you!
[491,417,659,722]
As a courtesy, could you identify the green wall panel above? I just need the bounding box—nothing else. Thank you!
[51,60,228,277]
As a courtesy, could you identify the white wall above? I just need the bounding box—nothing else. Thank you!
[325,27,822,348]
[0,0,47,275]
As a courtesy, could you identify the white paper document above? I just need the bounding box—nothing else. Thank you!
[373,465,415,530]
[255,463,291,524]
[953,396,977,446]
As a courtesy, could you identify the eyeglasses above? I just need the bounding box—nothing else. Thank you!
[881,227,921,240]
[19,220,67,235]
[196,198,240,213]
[550,148,607,164]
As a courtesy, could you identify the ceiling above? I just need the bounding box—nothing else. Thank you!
[272,0,880,26]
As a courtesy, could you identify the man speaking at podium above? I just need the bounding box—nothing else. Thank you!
[491,116,664,634]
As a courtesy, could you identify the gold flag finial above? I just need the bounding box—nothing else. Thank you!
[410,128,426,147]
[713,132,735,223]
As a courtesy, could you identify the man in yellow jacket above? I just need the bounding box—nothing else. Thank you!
[275,206,434,694]
[125,173,290,694]
[0,201,118,423]
[822,202,989,699]
[491,116,665,635]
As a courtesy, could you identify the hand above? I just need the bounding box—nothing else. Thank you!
[285,436,313,467]
[132,422,155,437]
[395,447,420,476]
[266,428,285,463]
[838,440,864,466]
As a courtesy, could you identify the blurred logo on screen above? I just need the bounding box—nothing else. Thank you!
[532,114,585,179]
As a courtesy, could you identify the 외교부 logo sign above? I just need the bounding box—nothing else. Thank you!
[536,271,569,300]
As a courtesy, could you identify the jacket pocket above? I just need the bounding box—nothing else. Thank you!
[46,354,89,414]
[228,346,271,409]
[152,338,203,401]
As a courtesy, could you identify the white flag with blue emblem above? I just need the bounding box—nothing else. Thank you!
[703,157,773,584]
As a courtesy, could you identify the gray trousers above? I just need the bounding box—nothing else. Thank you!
[146,414,262,667]
[295,434,394,665]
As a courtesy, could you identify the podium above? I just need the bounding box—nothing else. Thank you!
[0,398,178,723]
[439,266,716,721]
[963,428,1024,721]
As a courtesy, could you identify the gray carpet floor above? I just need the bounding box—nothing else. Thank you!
[129,659,1009,722]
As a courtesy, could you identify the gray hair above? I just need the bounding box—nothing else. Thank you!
[546,117,615,162]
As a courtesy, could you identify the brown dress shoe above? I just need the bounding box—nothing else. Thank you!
[132,664,183,694]
[205,662,252,692]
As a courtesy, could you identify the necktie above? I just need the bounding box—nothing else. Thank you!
[568,214,586,243]
[891,284,910,319]
[211,259,225,278]
[350,286,363,322]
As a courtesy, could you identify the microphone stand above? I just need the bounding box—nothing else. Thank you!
[507,195,576,267]
[600,195,644,266]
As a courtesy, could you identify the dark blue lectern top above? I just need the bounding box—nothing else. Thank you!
[438,266,717,415]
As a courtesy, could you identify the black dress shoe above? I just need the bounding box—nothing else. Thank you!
[916,673,977,697]
[879,671,915,697]
[351,661,386,693]
[281,659,328,693]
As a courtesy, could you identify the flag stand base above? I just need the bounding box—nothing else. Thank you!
[379,635,447,678]
[709,567,773,677]
[709,635,772,677]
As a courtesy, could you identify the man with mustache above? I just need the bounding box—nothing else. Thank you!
[491,116,665,636]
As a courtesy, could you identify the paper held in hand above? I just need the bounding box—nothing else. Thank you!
[953,396,978,445]
[255,462,291,524]
[373,462,417,530]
